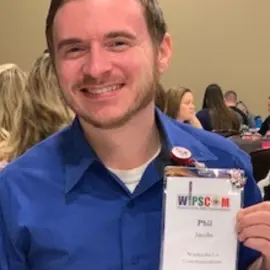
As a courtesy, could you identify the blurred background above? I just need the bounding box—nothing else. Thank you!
[0,0,269,117]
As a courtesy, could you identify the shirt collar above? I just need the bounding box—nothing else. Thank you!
[63,117,97,193]
[155,108,217,162]
[63,109,217,194]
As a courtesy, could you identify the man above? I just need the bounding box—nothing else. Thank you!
[0,0,270,269]
[259,96,270,135]
[224,90,238,106]
[224,90,249,126]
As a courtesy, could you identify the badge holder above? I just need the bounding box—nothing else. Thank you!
[159,150,246,270]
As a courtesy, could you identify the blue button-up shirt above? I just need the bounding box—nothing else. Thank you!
[0,109,262,270]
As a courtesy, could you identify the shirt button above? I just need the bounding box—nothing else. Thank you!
[131,255,140,265]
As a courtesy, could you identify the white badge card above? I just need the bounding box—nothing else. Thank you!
[160,166,245,270]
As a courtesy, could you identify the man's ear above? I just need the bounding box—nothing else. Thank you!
[156,33,172,74]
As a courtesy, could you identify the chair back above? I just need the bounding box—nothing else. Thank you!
[213,129,241,138]
[250,148,270,182]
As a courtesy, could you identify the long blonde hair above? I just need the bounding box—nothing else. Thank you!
[0,63,26,145]
[2,53,74,161]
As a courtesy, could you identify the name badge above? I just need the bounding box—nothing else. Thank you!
[160,166,244,270]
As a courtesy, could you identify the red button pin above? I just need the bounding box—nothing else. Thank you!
[170,147,193,166]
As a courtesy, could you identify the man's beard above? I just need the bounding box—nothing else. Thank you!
[66,68,160,130]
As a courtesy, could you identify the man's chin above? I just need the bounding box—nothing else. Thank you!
[79,112,134,130]
[77,89,155,129]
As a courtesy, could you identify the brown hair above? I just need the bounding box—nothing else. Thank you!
[165,86,191,119]
[202,84,240,131]
[45,0,167,59]
[155,83,166,112]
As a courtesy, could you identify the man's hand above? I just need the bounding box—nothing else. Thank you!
[237,202,270,269]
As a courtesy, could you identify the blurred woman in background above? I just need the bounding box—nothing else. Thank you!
[1,52,74,162]
[165,86,202,128]
[0,63,27,163]
[197,83,240,132]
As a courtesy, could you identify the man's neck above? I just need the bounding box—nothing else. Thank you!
[80,104,161,170]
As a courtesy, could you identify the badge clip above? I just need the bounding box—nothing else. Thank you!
[170,147,206,169]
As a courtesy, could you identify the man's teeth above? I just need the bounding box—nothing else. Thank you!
[84,84,122,94]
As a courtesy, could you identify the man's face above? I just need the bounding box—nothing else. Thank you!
[52,0,171,129]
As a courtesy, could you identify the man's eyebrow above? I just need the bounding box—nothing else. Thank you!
[104,31,136,40]
[57,38,83,51]
[56,32,136,51]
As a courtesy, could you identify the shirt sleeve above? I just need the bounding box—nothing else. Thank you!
[196,110,212,131]
[0,181,27,270]
[234,149,262,270]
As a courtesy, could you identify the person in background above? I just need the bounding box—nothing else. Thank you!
[0,63,27,162]
[259,96,270,136]
[165,86,202,128]
[197,84,240,131]
[236,101,256,128]
[0,52,74,162]
[0,0,270,269]
[224,90,249,126]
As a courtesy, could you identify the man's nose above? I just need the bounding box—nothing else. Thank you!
[82,45,112,79]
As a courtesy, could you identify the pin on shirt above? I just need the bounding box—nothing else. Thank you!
[170,147,245,188]
[170,147,206,169]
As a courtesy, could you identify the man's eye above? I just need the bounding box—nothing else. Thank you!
[107,40,129,51]
[67,47,83,53]
[112,41,127,47]
[63,47,87,58]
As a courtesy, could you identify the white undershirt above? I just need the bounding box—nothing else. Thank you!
[108,147,161,193]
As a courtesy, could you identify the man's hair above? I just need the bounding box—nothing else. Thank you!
[224,90,237,101]
[45,0,167,58]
